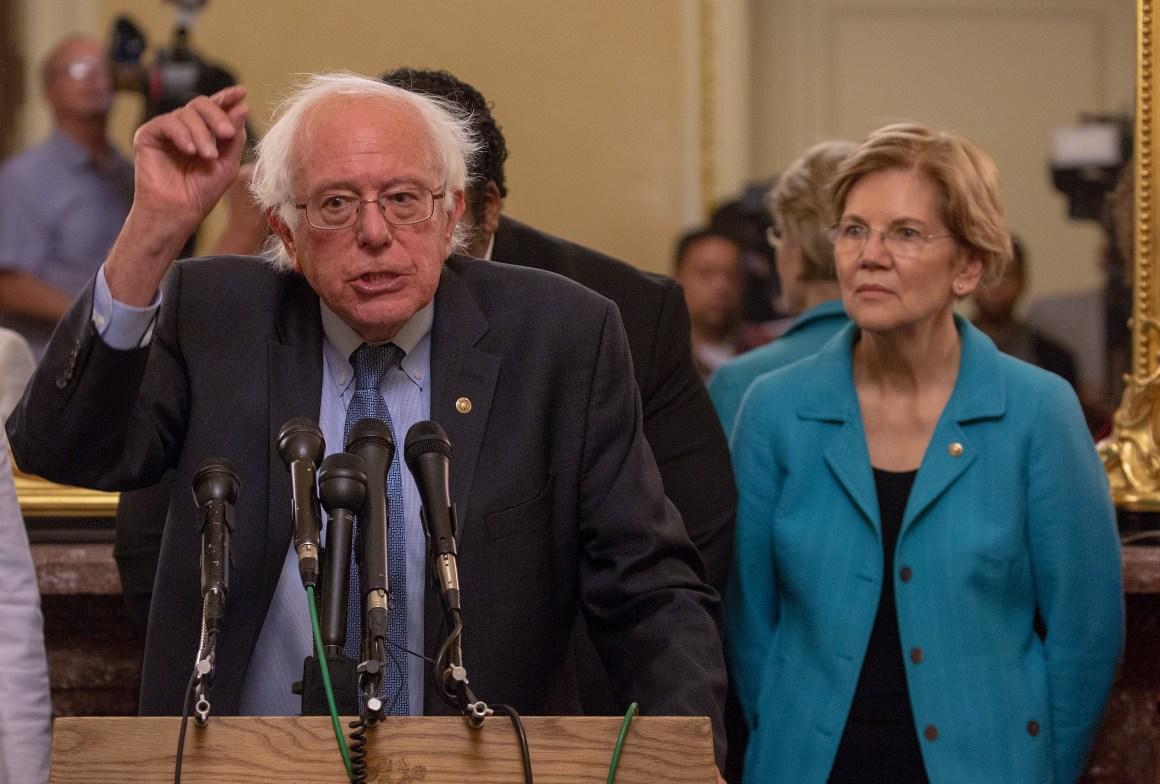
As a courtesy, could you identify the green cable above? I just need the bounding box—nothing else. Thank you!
[306,585,354,779]
[606,701,639,784]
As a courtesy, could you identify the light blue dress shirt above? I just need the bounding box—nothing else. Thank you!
[94,266,431,715]
[0,131,133,356]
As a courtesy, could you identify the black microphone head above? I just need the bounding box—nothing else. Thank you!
[277,418,325,467]
[318,451,368,512]
[404,420,452,468]
[345,417,395,458]
[192,457,239,507]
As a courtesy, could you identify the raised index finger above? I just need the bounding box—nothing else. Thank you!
[189,86,249,138]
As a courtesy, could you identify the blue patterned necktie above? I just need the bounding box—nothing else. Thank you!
[343,342,408,714]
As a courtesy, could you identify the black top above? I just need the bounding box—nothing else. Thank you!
[828,467,930,784]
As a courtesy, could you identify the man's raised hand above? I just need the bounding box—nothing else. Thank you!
[106,86,250,306]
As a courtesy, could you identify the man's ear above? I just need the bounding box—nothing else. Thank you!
[266,208,300,271]
[477,180,503,235]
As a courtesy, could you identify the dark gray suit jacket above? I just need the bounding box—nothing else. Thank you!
[8,254,726,760]
[492,217,736,590]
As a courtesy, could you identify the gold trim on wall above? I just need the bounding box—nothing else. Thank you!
[1100,0,1160,511]
[698,0,716,220]
[12,456,118,518]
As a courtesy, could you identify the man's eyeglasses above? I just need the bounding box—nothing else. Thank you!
[827,221,956,258]
[293,187,446,230]
[53,56,105,82]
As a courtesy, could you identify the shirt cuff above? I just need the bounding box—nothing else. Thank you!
[92,264,161,350]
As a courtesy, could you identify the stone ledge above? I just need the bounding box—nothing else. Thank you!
[1123,545,1160,594]
[31,543,122,596]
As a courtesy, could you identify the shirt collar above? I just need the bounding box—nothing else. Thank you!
[46,129,96,171]
[320,298,435,389]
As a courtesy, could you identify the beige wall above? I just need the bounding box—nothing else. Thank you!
[10,0,1141,292]
[84,0,702,271]
[749,0,1136,301]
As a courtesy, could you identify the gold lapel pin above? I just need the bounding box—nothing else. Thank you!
[455,397,472,414]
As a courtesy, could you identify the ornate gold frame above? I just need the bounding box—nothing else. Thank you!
[1101,0,1160,510]
[13,458,118,518]
[698,0,717,219]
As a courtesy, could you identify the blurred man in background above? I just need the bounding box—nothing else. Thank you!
[672,228,751,380]
[972,234,1078,390]
[0,35,132,356]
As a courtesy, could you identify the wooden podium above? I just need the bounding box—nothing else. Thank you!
[48,714,716,783]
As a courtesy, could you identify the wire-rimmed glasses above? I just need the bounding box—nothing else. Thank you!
[293,186,446,230]
[827,221,956,258]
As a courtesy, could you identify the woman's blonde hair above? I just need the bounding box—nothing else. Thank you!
[831,122,1012,284]
[766,139,856,282]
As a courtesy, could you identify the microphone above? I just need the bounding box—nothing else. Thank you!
[317,451,367,653]
[277,418,325,588]
[345,418,395,667]
[404,420,460,613]
[299,450,367,716]
[192,458,239,635]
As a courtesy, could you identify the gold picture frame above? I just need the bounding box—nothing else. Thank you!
[1101,0,1160,510]
[12,456,118,518]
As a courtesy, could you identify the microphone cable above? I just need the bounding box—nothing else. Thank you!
[431,610,533,784]
[305,584,354,779]
[173,629,216,784]
[605,702,640,784]
[489,702,532,784]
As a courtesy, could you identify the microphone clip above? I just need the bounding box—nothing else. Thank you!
[193,653,214,726]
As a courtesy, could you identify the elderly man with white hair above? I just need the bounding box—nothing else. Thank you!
[7,73,728,771]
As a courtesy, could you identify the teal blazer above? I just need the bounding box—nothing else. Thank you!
[708,299,849,437]
[726,316,1123,784]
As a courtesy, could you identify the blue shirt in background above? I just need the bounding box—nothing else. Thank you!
[0,130,133,355]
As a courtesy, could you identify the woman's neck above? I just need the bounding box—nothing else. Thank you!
[853,316,962,395]
[801,280,842,312]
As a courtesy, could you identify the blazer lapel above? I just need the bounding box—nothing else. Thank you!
[424,258,501,664]
[796,319,1006,543]
[268,273,325,442]
[800,326,881,532]
[264,273,325,593]
[901,318,1005,534]
[429,258,500,518]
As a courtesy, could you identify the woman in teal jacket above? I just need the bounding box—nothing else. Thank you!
[726,123,1123,784]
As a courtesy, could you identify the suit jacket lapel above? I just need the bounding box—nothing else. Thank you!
[424,257,501,664]
[429,258,500,513]
[264,273,325,594]
[901,318,1004,534]
[799,326,881,531]
[801,318,1006,540]
[268,272,326,440]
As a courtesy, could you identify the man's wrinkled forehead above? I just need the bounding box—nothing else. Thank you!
[291,93,442,188]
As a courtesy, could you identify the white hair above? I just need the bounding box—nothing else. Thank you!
[249,72,479,269]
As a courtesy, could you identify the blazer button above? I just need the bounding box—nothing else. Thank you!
[1027,720,1040,736]
[910,647,923,664]
[924,725,938,742]
[900,566,912,582]
[948,442,964,457]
